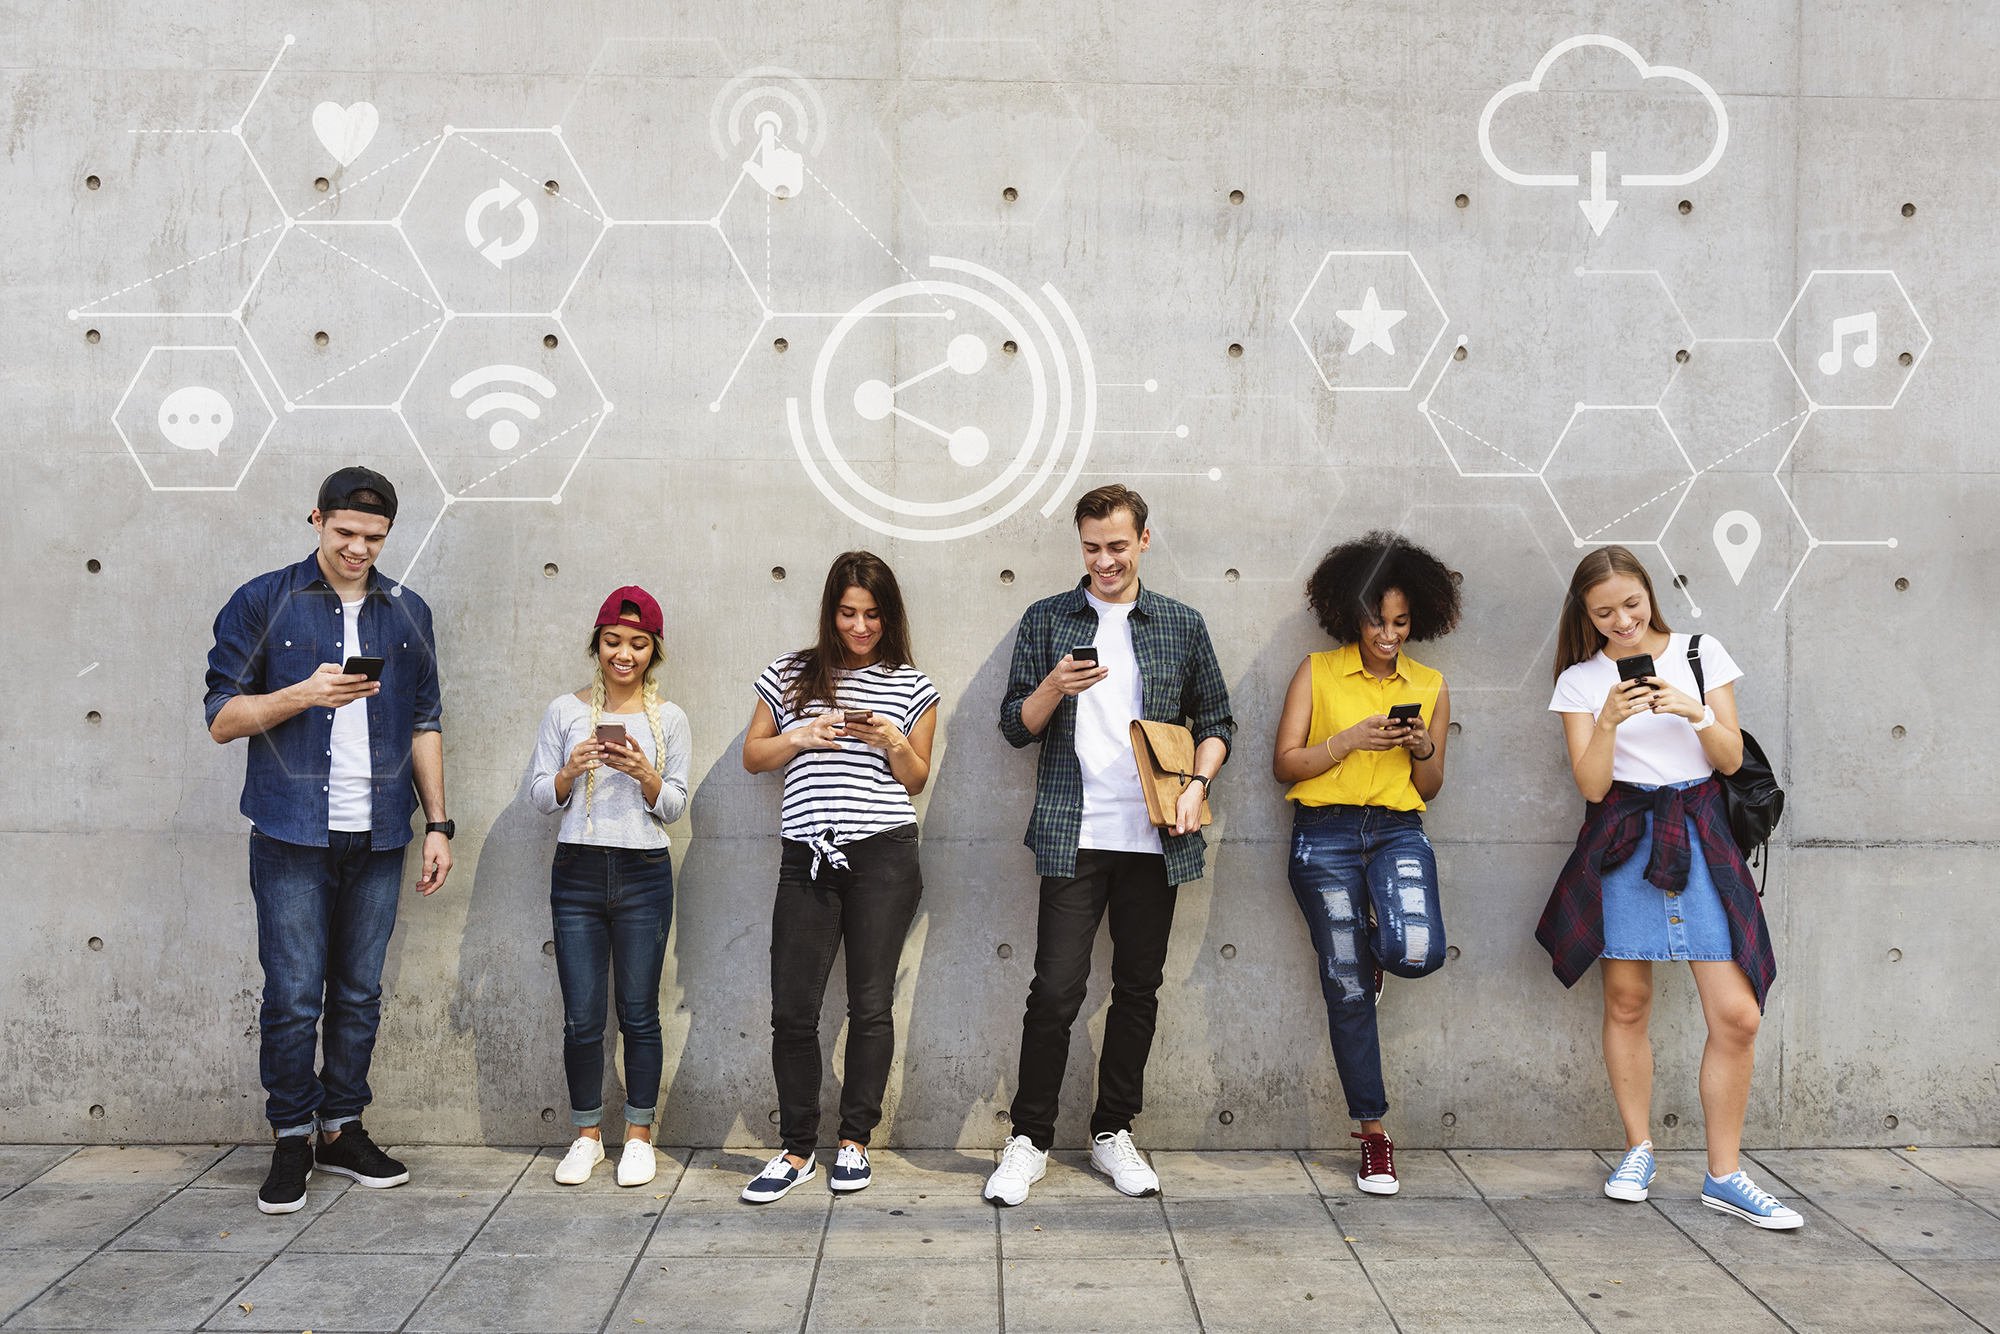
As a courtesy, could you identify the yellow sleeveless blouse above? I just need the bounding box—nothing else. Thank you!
[1286,643,1444,811]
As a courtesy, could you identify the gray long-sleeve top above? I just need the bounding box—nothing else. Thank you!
[529,693,692,849]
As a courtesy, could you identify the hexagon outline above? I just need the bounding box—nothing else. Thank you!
[1393,500,1568,693]
[111,344,277,492]
[1417,335,1540,478]
[399,126,610,224]
[1538,403,1698,551]
[1290,250,1449,393]
[1771,269,1932,412]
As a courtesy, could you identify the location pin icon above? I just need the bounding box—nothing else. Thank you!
[1713,510,1762,585]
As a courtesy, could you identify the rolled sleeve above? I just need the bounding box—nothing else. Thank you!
[998,612,1047,750]
[409,598,442,733]
[203,585,265,728]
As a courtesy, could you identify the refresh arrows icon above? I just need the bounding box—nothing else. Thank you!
[462,179,539,268]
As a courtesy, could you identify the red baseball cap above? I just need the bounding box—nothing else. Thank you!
[595,585,663,634]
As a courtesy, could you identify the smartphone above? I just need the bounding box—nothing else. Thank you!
[842,710,872,726]
[342,656,384,682]
[1616,653,1657,685]
[595,723,628,746]
[1070,645,1099,665]
[1387,702,1423,726]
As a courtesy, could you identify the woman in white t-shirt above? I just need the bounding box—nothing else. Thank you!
[737,552,939,1204]
[1541,546,1798,1230]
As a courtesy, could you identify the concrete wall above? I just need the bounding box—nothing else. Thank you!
[5,1,1995,1150]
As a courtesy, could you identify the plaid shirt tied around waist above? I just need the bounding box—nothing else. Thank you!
[1000,578,1235,885]
[1535,778,1776,1009]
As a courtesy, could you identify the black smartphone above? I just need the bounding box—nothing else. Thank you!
[1070,645,1099,665]
[342,656,385,682]
[1387,702,1423,726]
[594,723,628,746]
[1616,653,1656,685]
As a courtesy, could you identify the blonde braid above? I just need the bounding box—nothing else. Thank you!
[641,673,669,826]
[584,661,605,835]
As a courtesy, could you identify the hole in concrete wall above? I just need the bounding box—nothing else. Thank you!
[1446,721,1461,736]
[85,329,101,344]
[314,177,330,192]
[544,180,560,195]
[1455,193,1469,209]
[1002,340,1018,355]
[542,940,555,956]
[1217,1110,1234,1125]
[1676,348,1690,364]
[769,1109,781,1124]
[995,1109,1009,1121]
[544,334,559,349]
[1899,351,1913,366]
[1452,345,1467,361]
[543,562,558,578]
[1888,948,1902,962]
[1224,569,1240,583]
[772,337,787,353]
[1673,574,1690,588]
[1227,343,1243,358]
[541,1108,555,1122]
[89,1104,105,1119]
[1229,189,1244,205]
[314,331,329,347]
[1884,1114,1899,1130]
[86,174,102,190]
[1662,1112,1679,1128]
[1002,186,1018,202]
[86,711,101,725]
[1895,577,1909,591]
[1441,1111,1457,1127]
[86,558,101,573]
[999,569,1015,584]
[1892,725,1906,739]
[1902,202,1916,218]
[996,943,1013,959]
[1678,199,1693,215]
[771,566,786,581]
[1445,945,1460,961]
[88,937,104,951]
[1219,943,1236,959]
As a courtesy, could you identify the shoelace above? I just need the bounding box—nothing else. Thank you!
[998,1139,1040,1177]
[1352,1131,1394,1178]
[1718,1172,1779,1209]
[837,1145,867,1170]
[761,1152,799,1181]
[1611,1148,1653,1184]
[1103,1134,1147,1172]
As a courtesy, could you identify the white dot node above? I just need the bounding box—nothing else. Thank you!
[1207,467,1222,481]
[231,124,243,136]
[1574,538,1586,548]
[709,402,720,413]
[284,34,296,43]
[443,125,455,135]
[1175,425,1189,439]
[284,402,295,412]
[853,379,894,421]
[947,334,988,375]
[1887,537,1899,548]
[67,310,77,320]
[550,493,562,504]
[550,125,562,135]
[1144,379,1158,392]
[948,425,990,467]
[945,309,957,320]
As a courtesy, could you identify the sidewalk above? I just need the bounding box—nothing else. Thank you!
[0,1143,1993,1332]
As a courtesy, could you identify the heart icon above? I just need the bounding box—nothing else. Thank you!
[311,101,380,168]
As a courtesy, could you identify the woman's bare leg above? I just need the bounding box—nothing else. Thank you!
[1689,961,1761,1177]
[1600,959,1655,1149]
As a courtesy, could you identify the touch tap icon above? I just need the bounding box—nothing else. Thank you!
[742,111,805,200]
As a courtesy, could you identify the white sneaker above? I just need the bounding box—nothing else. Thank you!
[617,1138,657,1187]
[1090,1130,1160,1198]
[983,1135,1047,1206]
[553,1136,605,1185]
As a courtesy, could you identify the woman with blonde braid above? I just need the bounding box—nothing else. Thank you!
[530,587,692,1187]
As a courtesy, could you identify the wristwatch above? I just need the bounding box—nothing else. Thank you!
[1690,705,1716,732]
[426,820,456,840]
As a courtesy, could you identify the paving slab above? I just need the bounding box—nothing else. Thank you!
[1450,1150,1610,1199]
[7,1249,253,1330]
[648,1197,829,1257]
[109,1184,337,1254]
[610,1255,816,1331]
[406,1254,633,1333]
[1810,1196,2000,1260]
[1364,1258,1589,1333]
[825,1149,996,1203]
[998,1257,1198,1334]
[804,1256,999,1332]
[822,1197,996,1258]
[0,1149,75,1193]
[385,1145,540,1193]
[1728,1260,1981,1333]
[997,1199,1174,1259]
[1182,1257,1394,1333]
[1593,1148,1803,1200]
[0,1252,91,1324]
[1305,1148,1478,1199]
[1902,1147,2000,1201]
[32,1147,227,1189]
[286,1187,499,1254]
[464,1190,665,1256]
[1147,1150,1317,1199]
[999,1150,1131,1202]
[202,1252,449,1332]
[1653,1197,1879,1265]
[1533,1258,1786,1333]
[0,1184,173,1250]
[1749,1148,1955,1199]
[1326,1197,1528,1262]
[516,1143,691,1196]
[1162,1196,1351,1261]
[1902,1260,2000,1329]
[668,1149,817,1207]
[1492,1197,1709,1265]
[185,1146,348,1195]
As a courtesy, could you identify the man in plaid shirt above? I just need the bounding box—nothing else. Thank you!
[983,485,1234,1206]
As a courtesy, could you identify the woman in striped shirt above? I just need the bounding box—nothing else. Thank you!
[738,551,940,1203]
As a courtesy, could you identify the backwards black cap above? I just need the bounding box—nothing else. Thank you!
[317,466,398,522]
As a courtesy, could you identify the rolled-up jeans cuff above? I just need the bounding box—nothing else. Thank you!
[571,1105,604,1129]
[274,1123,315,1139]
[317,1114,359,1134]
[622,1103,657,1127]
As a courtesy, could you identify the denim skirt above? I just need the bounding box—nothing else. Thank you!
[1600,780,1733,963]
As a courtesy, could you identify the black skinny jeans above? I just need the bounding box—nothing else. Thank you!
[1009,849,1177,1151]
[769,824,924,1157]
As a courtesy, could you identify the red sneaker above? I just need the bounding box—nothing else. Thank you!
[1353,1131,1399,1195]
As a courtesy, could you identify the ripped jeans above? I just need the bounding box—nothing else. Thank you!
[1287,803,1447,1122]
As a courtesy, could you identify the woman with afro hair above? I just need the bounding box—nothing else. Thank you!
[1272,530,1461,1197]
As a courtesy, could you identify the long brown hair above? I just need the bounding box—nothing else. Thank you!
[581,615,668,834]
[785,551,914,714]
[1553,545,1672,682]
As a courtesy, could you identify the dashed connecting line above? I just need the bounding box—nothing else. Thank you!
[456,135,603,222]
[456,410,601,494]
[294,228,441,309]
[1425,405,1535,473]
[291,318,443,401]
[71,220,288,315]
[293,135,441,219]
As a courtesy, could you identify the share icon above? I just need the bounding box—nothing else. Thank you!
[851,334,992,466]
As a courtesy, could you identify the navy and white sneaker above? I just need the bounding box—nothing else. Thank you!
[1702,1169,1804,1229]
[1604,1141,1656,1202]
[830,1144,872,1193]
[741,1152,815,1204]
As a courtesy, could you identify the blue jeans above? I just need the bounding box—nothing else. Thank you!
[551,843,674,1127]
[248,828,406,1135]
[1287,804,1447,1122]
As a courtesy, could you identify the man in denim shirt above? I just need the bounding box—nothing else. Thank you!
[205,467,453,1214]
[984,485,1234,1206]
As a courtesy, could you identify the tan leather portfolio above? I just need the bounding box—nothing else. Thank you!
[1128,719,1214,829]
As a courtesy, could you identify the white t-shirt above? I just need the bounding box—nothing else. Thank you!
[1549,633,1743,786]
[1076,592,1162,855]
[753,654,940,845]
[327,598,372,831]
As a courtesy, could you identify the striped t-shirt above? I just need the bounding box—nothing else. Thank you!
[754,653,941,846]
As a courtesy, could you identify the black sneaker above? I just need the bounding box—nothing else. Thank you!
[313,1122,410,1188]
[258,1136,314,1215]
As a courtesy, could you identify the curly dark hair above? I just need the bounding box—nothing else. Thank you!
[1305,530,1462,644]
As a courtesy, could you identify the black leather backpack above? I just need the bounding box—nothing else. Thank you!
[1689,635,1785,892]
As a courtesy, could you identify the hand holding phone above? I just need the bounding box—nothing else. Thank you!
[342,655,385,682]
[1047,648,1108,699]
[1386,702,1423,727]
[595,723,629,747]
[842,710,873,727]
[1615,653,1657,687]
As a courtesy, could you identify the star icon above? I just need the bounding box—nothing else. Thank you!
[1335,287,1407,356]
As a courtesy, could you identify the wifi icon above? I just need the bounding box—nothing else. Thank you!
[449,364,557,450]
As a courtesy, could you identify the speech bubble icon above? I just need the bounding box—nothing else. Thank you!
[158,386,233,454]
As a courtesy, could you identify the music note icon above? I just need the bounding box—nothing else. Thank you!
[1818,311,1878,375]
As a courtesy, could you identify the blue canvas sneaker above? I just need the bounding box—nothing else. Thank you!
[1702,1170,1804,1229]
[830,1144,872,1193]
[741,1152,816,1204]
[1604,1141,1656,1202]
